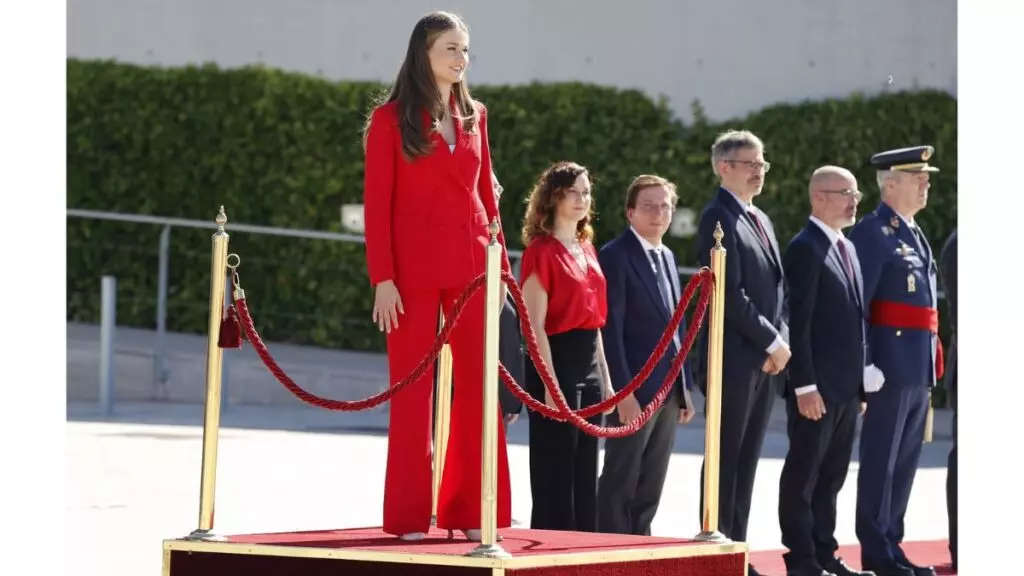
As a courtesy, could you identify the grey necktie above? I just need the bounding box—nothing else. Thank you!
[649,249,672,310]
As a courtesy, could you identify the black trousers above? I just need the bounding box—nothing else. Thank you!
[778,394,860,571]
[597,386,680,535]
[946,409,957,565]
[699,369,776,542]
[526,329,603,532]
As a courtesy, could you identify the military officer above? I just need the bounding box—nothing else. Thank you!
[847,146,943,576]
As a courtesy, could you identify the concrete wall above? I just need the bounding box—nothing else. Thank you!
[67,0,957,122]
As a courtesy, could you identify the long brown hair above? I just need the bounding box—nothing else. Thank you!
[362,11,479,160]
[521,161,595,245]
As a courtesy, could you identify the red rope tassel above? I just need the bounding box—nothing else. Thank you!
[218,305,242,348]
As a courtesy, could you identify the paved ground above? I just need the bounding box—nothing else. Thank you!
[67,400,954,576]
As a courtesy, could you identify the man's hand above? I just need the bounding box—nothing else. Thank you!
[617,393,642,424]
[769,344,792,372]
[797,390,827,421]
[762,357,780,375]
[678,387,696,424]
[504,413,519,426]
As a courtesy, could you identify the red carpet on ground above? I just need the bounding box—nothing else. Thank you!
[748,540,955,576]
[168,527,747,575]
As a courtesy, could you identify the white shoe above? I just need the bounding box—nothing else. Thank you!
[399,532,427,541]
[459,529,503,542]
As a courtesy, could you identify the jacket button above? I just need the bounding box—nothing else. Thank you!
[896,330,902,336]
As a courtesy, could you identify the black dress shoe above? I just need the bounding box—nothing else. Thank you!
[823,557,876,576]
[860,559,913,576]
[748,565,763,576]
[900,564,935,576]
[786,569,836,576]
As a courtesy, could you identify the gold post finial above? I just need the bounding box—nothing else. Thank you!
[488,218,499,245]
[713,221,724,249]
[216,206,227,229]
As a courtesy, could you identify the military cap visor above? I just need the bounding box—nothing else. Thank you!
[870,145,939,173]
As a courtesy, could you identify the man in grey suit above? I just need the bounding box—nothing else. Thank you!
[939,229,956,570]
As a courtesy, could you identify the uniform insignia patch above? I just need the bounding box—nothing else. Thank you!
[907,274,917,293]
[890,216,900,229]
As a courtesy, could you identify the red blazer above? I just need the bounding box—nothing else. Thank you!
[363,100,513,292]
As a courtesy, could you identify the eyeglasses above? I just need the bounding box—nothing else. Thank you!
[726,159,771,173]
[637,203,675,214]
[816,188,863,201]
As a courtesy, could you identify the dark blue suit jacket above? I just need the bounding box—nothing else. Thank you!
[598,229,693,409]
[848,202,939,389]
[783,221,869,406]
[694,187,789,392]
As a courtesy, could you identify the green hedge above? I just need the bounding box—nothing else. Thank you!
[67,58,957,370]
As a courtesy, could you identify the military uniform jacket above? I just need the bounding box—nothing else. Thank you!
[848,202,941,388]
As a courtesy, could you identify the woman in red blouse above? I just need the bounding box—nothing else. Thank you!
[519,161,614,532]
[361,11,513,542]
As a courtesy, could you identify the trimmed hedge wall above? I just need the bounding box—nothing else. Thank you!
[67,58,957,364]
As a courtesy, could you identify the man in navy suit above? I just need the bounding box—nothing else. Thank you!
[777,166,878,576]
[695,130,789,576]
[849,146,942,576]
[596,174,696,536]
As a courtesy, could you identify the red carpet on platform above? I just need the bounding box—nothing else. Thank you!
[748,540,955,576]
[165,526,748,575]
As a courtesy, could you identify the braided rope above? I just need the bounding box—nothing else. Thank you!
[496,268,714,438]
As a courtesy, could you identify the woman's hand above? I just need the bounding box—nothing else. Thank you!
[601,383,615,415]
[372,280,404,333]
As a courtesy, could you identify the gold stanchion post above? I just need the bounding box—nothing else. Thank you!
[184,207,231,542]
[431,310,454,523]
[466,219,510,559]
[696,222,730,543]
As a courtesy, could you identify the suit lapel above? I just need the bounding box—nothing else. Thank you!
[623,231,672,321]
[808,222,860,308]
[422,105,470,188]
[717,188,780,273]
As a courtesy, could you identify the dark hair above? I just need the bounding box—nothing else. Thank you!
[363,11,478,160]
[521,161,595,244]
[624,174,679,211]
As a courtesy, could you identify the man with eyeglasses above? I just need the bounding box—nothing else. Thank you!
[596,174,697,537]
[695,130,789,576]
[848,146,942,576]
[777,165,877,576]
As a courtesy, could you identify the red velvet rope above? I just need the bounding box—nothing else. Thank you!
[498,268,713,438]
[234,274,485,411]
[229,266,713,440]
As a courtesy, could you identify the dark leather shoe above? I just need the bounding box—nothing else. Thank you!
[860,559,913,576]
[786,570,836,576]
[901,564,935,576]
[748,565,763,576]
[824,557,876,576]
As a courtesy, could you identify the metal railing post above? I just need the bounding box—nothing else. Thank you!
[99,275,117,416]
[155,224,171,399]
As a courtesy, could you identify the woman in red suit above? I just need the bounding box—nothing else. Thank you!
[361,11,513,542]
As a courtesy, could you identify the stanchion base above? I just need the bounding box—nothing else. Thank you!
[464,543,512,559]
[183,529,227,542]
[694,530,731,544]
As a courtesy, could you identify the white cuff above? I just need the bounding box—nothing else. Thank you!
[794,384,818,396]
[766,335,785,354]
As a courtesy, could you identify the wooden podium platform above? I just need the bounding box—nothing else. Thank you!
[162,526,748,575]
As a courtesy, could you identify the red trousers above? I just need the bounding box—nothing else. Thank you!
[382,283,512,535]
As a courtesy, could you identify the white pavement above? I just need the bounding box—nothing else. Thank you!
[67,400,954,576]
